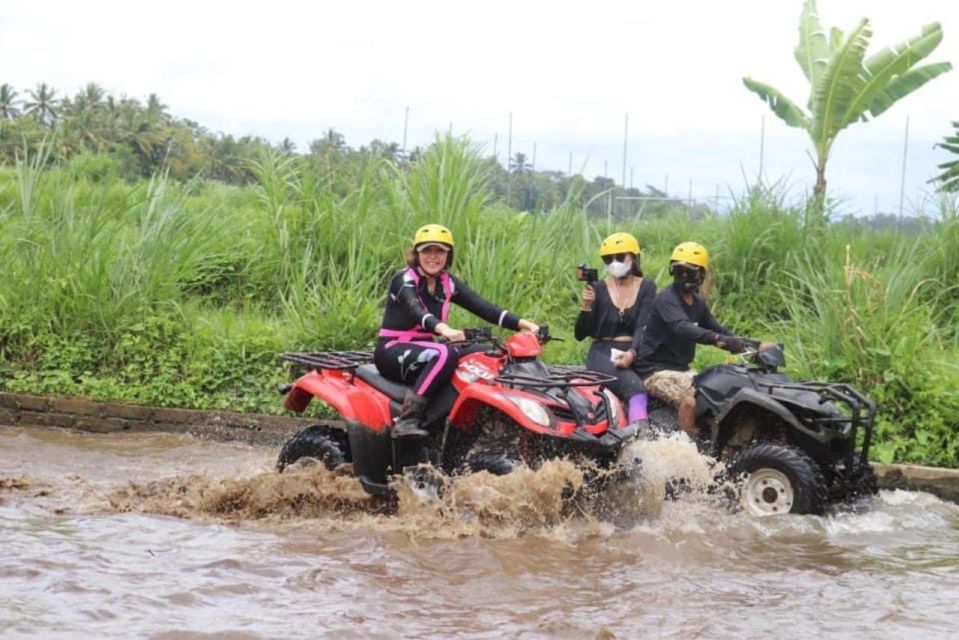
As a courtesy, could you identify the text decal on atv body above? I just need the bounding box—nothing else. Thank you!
[456,360,496,383]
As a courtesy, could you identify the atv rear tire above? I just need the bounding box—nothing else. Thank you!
[727,443,827,516]
[276,425,350,472]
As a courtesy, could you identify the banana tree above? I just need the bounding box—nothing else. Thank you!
[744,0,952,217]
[932,121,959,192]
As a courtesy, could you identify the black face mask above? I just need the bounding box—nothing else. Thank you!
[671,264,704,293]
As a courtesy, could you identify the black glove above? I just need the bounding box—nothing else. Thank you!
[717,335,751,354]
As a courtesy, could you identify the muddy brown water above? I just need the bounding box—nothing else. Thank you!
[2,426,958,639]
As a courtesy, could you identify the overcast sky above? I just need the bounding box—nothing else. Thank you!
[2,0,957,216]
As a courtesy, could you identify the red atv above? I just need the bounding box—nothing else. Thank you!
[275,327,640,498]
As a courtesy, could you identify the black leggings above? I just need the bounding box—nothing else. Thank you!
[374,340,483,397]
[585,340,647,400]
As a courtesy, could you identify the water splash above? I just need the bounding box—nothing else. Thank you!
[106,463,377,521]
[96,431,731,540]
[1,475,32,491]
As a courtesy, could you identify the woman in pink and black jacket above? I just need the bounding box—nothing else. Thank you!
[374,224,539,438]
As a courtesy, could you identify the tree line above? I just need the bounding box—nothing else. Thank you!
[2,78,956,218]
[0,81,716,219]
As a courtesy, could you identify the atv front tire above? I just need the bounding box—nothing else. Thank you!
[276,425,350,472]
[466,450,520,476]
[402,464,447,502]
[844,463,879,501]
[727,443,827,516]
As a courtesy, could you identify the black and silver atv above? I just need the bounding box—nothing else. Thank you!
[647,344,878,516]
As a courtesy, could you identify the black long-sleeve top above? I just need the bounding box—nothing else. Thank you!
[634,282,733,377]
[378,268,520,338]
[574,278,657,353]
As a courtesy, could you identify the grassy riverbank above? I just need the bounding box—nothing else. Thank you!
[0,136,956,465]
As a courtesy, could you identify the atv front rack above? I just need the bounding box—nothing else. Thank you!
[756,379,877,466]
[280,350,374,371]
[497,366,617,389]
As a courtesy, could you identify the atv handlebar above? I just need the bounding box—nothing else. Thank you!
[729,343,785,371]
[435,326,496,346]
[437,325,559,347]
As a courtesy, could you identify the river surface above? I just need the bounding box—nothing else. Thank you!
[1,426,958,639]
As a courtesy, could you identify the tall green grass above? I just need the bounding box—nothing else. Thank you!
[772,244,959,465]
[0,134,956,465]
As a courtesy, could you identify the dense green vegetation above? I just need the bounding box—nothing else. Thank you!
[0,132,956,466]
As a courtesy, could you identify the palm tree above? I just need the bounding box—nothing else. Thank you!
[743,0,951,217]
[309,128,346,154]
[278,137,296,154]
[23,82,60,125]
[0,84,20,119]
[932,121,959,193]
[510,151,532,175]
[75,82,105,111]
[146,93,168,119]
[368,138,400,160]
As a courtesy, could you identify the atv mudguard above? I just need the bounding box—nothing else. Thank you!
[284,370,392,431]
[713,388,820,448]
[343,418,428,493]
[448,383,558,434]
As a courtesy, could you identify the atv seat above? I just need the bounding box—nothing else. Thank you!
[355,364,410,402]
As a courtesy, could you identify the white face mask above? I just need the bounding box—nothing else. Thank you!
[606,259,631,279]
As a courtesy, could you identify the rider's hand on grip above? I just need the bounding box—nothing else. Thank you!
[717,336,751,354]
[518,319,540,334]
[436,323,465,343]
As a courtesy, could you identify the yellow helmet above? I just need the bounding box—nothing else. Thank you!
[670,241,709,268]
[413,224,454,249]
[599,232,640,257]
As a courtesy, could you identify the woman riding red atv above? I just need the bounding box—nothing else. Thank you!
[375,224,540,438]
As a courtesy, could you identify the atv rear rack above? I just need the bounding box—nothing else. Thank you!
[280,350,374,371]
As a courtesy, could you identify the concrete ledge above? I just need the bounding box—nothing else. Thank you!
[872,463,959,504]
[0,391,314,447]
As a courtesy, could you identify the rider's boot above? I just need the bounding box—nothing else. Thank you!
[392,390,429,438]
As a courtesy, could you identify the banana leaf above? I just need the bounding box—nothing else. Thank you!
[794,0,829,92]
[810,18,872,145]
[842,23,948,125]
[742,78,810,130]
[866,62,953,118]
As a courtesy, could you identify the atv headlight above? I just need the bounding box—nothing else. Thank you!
[602,388,619,424]
[501,394,552,427]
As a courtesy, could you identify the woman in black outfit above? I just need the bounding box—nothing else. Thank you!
[574,232,656,423]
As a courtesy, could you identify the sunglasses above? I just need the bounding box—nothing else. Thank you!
[417,243,450,254]
[601,253,629,265]
[672,264,704,277]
